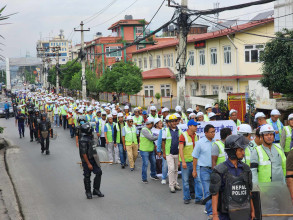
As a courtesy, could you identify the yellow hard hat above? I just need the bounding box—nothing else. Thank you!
[169,114,178,121]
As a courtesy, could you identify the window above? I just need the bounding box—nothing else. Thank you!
[245,44,264,62]
[138,58,142,68]
[224,46,231,64]
[105,46,122,57]
[144,85,154,97]
[212,85,219,95]
[200,84,207,95]
[189,51,194,66]
[156,55,161,68]
[161,84,171,97]
[133,58,137,66]
[164,55,167,67]
[210,48,217,65]
[164,54,173,67]
[226,86,233,93]
[143,57,147,68]
[170,54,173,67]
[190,84,197,97]
[62,43,64,46]
[199,50,205,65]
[136,45,144,50]
[149,56,153,69]
[136,27,143,34]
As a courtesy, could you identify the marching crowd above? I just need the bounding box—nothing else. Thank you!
[9,89,293,220]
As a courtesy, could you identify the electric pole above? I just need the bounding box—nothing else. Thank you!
[175,0,188,109]
[75,21,90,100]
[51,46,61,94]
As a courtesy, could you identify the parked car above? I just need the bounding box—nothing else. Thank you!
[0,102,14,118]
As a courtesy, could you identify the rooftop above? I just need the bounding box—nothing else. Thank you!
[108,19,149,30]
[142,68,175,80]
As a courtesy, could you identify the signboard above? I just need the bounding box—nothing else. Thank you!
[194,40,206,49]
[195,120,237,140]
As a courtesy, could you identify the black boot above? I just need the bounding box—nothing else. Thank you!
[84,177,92,199]
[93,174,104,197]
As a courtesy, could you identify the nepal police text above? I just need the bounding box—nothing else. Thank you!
[231,185,247,196]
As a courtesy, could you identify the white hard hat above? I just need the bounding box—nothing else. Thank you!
[107,114,113,119]
[124,105,129,110]
[196,112,204,117]
[154,118,161,125]
[146,117,155,124]
[166,115,170,121]
[126,116,133,121]
[255,112,266,120]
[174,113,181,118]
[175,106,182,112]
[288,114,293,120]
[187,108,193,113]
[112,110,117,116]
[162,107,169,113]
[189,113,196,119]
[260,124,275,134]
[205,104,212,109]
[117,113,124,118]
[150,106,157,111]
[270,109,281,116]
[105,107,110,110]
[229,109,238,116]
[237,124,252,134]
[78,109,83,114]
[208,112,216,119]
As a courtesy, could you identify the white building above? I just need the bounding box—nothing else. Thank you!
[274,0,293,32]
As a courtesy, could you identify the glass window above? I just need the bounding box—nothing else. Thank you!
[138,58,142,68]
[170,54,173,67]
[189,51,194,66]
[210,48,217,65]
[144,85,154,97]
[143,57,147,68]
[244,44,264,62]
[224,46,231,64]
[226,86,233,93]
[161,84,171,97]
[136,27,143,34]
[199,50,205,65]
[105,46,122,57]
[149,56,153,69]
[156,55,161,68]
[164,55,167,67]
[201,84,207,95]
[212,85,219,95]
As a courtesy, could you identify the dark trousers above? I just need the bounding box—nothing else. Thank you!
[100,137,106,147]
[18,123,24,137]
[40,136,50,151]
[62,115,67,130]
[5,109,9,119]
[29,126,38,141]
[82,158,102,192]
[69,124,75,138]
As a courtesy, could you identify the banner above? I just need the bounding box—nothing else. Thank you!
[195,120,237,140]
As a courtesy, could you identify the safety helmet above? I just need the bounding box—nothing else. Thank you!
[169,114,178,121]
[225,135,250,160]
[288,113,293,120]
[175,106,182,112]
[117,113,124,118]
[80,122,92,134]
[255,112,266,120]
[186,108,193,113]
[162,107,169,113]
[205,104,212,110]
[124,105,129,110]
[41,113,47,119]
[196,112,204,117]
[154,118,161,125]
[174,113,181,118]
[189,113,196,119]
[259,124,275,134]
[150,106,156,111]
[146,117,154,124]
[237,124,252,134]
[208,112,216,119]
[270,109,281,116]
[126,116,133,121]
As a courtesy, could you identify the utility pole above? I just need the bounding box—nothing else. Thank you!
[51,46,61,94]
[75,21,90,100]
[175,0,188,109]
[5,58,11,90]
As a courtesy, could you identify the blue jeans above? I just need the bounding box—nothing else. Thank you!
[140,151,156,181]
[54,114,60,127]
[69,124,75,138]
[162,157,168,180]
[181,162,203,201]
[118,143,127,165]
[195,165,203,201]
[200,167,213,216]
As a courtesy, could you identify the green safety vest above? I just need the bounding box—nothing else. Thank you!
[115,122,124,144]
[214,141,226,165]
[148,113,158,119]
[61,105,67,115]
[73,113,78,126]
[47,105,53,111]
[133,115,143,125]
[182,113,188,123]
[283,126,292,153]
[140,127,154,151]
[242,147,251,166]
[165,127,182,156]
[236,119,241,126]
[21,109,25,114]
[255,144,286,183]
[204,114,209,122]
[125,125,137,145]
[179,131,195,162]
[53,106,60,114]
[105,123,114,142]
[35,103,39,109]
[266,119,282,135]
[86,114,93,122]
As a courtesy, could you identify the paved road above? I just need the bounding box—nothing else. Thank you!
[1,117,207,220]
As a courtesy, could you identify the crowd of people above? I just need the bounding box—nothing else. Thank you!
[6,89,293,220]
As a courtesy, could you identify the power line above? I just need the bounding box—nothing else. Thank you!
[90,0,139,29]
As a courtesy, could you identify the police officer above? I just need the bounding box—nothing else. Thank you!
[210,135,255,220]
[75,116,104,199]
[34,109,41,143]
[38,113,52,155]
[15,109,26,138]
[27,107,37,142]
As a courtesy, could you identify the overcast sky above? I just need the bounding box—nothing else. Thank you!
[1,0,274,58]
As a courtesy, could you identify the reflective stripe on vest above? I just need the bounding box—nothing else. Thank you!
[214,141,226,165]
[284,126,292,153]
[140,127,154,151]
[133,115,143,125]
[179,131,194,162]
[115,123,124,144]
[125,125,137,145]
[266,119,282,135]
[165,127,182,156]
[255,144,286,182]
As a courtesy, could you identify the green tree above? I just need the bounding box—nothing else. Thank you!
[85,67,99,93]
[24,70,35,84]
[70,71,82,90]
[155,93,161,103]
[0,70,6,84]
[48,66,56,86]
[60,61,81,88]
[260,29,293,94]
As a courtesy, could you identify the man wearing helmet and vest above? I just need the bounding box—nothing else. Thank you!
[75,117,104,199]
[212,128,232,168]
[210,135,255,220]
[250,124,286,184]
[281,113,293,156]
[229,109,241,127]
[114,113,127,169]
[237,124,254,166]
[149,106,158,119]
[266,109,283,143]
[104,114,119,164]
[38,113,52,155]
[204,104,212,122]
[254,112,267,127]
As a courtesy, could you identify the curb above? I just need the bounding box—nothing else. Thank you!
[0,137,23,220]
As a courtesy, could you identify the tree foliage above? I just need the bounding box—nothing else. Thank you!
[260,29,293,94]
[0,70,6,84]
[24,70,35,84]
[70,71,82,90]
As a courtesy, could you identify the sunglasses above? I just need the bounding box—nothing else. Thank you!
[129,121,133,123]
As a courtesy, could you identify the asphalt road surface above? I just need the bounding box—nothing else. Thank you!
[1,117,207,220]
